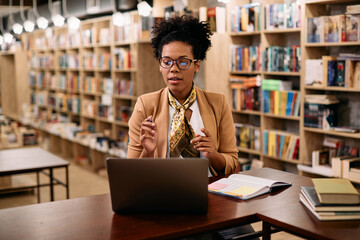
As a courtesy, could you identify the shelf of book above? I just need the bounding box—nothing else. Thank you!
[300,0,360,177]
[305,86,360,92]
[303,127,360,139]
[263,113,300,121]
[232,109,261,116]
[263,155,300,165]
[230,31,261,36]
[114,95,137,100]
[21,12,164,174]
[227,0,302,171]
[263,28,301,34]
[237,147,262,155]
[263,71,301,76]
[114,121,129,127]
[305,42,360,47]
[230,71,261,75]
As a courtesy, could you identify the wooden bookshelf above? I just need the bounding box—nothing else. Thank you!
[22,12,164,173]
[227,0,302,171]
[299,0,360,181]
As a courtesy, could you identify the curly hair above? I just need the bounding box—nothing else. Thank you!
[151,15,213,61]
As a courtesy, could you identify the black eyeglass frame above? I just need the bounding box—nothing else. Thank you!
[159,57,198,70]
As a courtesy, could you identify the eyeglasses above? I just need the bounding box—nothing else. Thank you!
[159,57,198,70]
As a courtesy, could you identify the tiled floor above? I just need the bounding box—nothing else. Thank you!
[0,152,304,240]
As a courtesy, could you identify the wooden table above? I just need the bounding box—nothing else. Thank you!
[0,147,69,202]
[0,168,358,240]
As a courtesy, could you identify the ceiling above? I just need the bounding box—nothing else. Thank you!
[0,0,46,18]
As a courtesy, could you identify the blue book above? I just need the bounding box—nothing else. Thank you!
[286,91,294,116]
[262,90,270,113]
[327,61,337,86]
[263,130,268,155]
[278,135,285,158]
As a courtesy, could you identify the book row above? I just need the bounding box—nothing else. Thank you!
[305,54,360,88]
[307,14,360,43]
[263,130,300,160]
[30,91,81,114]
[234,123,260,151]
[29,74,133,97]
[264,2,301,30]
[229,3,261,33]
[263,45,300,72]
[262,90,300,117]
[229,45,261,72]
[27,12,153,51]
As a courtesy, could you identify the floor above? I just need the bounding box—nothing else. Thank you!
[0,152,304,240]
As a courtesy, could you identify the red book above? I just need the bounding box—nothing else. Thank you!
[290,91,298,116]
[292,138,300,160]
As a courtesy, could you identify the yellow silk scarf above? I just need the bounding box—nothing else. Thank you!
[168,87,200,158]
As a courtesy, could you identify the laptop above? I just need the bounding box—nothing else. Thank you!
[106,158,209,214]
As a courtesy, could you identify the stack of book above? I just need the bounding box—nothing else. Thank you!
[300,178,360,220]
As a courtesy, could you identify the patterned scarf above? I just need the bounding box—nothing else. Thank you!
[168,87,200,158]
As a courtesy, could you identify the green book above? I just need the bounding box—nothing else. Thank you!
[312,178,360,205]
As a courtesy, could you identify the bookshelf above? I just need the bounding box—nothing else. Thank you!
[227,0,302,171]
[0,51,28,121]
[22,13,164,174]
[299,0,360,179]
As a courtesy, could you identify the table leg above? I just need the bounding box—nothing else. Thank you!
[49,168,54,201]
[36,171,40,203]
[65,165,69,199]
[262,222,271,240]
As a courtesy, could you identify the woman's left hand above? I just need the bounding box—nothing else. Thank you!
[190,128,217,159]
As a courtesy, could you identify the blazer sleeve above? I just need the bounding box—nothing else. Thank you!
[127,96,146,158]
[217,95,239,175]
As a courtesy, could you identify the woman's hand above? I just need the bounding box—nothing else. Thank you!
[191,128,216,159]
[190,128,226,171]
[140,116,158,157]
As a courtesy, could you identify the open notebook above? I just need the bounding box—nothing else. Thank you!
[106,158,209,214]
[208,173,292,200]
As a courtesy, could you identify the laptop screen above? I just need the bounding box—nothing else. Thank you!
[106,158,209,214]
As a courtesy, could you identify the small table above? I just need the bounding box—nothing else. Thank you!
[0,147,69,202]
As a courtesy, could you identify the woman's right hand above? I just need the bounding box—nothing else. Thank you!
[140,116,158,156]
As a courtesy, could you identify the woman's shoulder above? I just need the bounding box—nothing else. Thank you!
[196,87,226,102]
[137,88,167,102]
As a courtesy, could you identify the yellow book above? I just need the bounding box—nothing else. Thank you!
[280,91,288,116]
[274,91,280,115]
[268,131,276,157]
[312,178,360,204]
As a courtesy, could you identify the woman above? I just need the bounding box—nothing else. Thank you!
[127,16,238,176]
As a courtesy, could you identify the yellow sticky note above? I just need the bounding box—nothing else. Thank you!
[229,186,258,197]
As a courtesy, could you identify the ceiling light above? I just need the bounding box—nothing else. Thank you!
[33,0,48,29]
[37,16,49,29]
[4,32,13,43]
[52,14,65,27]
[67,16,80,30]
[13,23,24,34]
[112,12,124,27]
[24,20,35,32]
[49,0,64,27]
[137,1,152,17]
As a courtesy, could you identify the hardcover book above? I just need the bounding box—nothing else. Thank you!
[301,186,360,212]
[312,178,360,204]
[208,174,291,200]
[300,191,360,221]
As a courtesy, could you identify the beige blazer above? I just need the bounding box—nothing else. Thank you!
[127,86,238,176]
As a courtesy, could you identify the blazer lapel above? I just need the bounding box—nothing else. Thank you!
[196,87,217,148]
[155,88,169,158]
